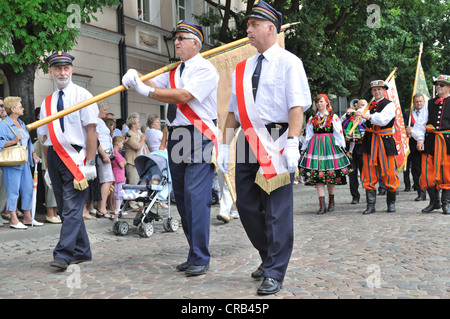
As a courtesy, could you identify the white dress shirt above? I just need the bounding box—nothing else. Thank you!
[39,81,99,147]
[411,105,429,142]
[152,53,219,126]
[228,42,312,124]
[363,99,396,126]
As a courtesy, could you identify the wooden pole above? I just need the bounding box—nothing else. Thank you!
[408,43,423,127]
[26,22,299,132]
[347,67,398,135]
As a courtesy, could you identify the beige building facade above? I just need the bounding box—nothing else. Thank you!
[0,1,246,128]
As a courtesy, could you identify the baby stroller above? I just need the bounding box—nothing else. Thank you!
[113,150,179,238]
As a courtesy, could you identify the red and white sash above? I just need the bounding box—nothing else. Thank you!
[168,68,218,167]
[44,94,88,191]
[235,59,291,194]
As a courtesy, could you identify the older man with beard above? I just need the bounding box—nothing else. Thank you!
[39,51,99,270]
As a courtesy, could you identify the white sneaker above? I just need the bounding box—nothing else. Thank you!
[230,210,239,219]
[24,220,44,227]
[10,222,28,230]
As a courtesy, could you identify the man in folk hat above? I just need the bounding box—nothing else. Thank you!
[219,0,311,295]
[356,80,400,215]
[412,74,450,214]
[122,20,219,276]
[39,51,99,270]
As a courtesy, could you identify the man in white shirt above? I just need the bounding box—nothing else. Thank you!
[218,0,311,295]
[404,94,427,201]
[122,21,219,277]
[39,51,98,270]
[356,80,400,214]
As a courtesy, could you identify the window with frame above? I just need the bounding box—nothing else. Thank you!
[137,0,161,26]
[177,0,192,21]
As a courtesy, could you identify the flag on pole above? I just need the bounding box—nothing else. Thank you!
[383,76,409,171]
[409,43,431,126]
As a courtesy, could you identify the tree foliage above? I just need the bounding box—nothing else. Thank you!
[200,0,449,109]
[0,0,119,124]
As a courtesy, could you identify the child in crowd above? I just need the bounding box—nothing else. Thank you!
[111,136,127,217]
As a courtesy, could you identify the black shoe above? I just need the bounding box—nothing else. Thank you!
[251,263,263,279]
[176,261,190,272]
[185,264,209,276]
[317,196,327,214]
[422,187,441,213]
[71,258,92,264]
[257,277,282,295]
[415,190,426,201]
[386,191,396,213]
[404,187,411,192]
[362,190,376,215]
[351,197,360,204]
[378,188,387,196]
[50,258,68,270]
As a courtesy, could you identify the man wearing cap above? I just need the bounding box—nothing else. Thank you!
[219,0,311,295]
[122,21,219,276]
[412,74,450,214]
[355,80,400,215]
[39,51,99,270]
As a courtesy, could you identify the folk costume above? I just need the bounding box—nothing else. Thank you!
[299,95,351,212]
[360,80,400,214]
[342,107,366,203]
[412,74,450,214]
[39,51,99,266]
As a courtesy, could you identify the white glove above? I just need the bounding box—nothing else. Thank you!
[122,69,138,89]
[134,76,151,97]
[218,144,230,173]
[282,137,300,174]
[84,164,97,181]
[44,170,52,189]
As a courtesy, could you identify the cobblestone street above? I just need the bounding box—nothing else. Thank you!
[0,178,449,302]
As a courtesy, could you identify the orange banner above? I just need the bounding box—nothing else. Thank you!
[384,77,409,171]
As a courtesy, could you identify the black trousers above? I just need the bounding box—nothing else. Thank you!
[48,147,91,263]
[234,128,293,282]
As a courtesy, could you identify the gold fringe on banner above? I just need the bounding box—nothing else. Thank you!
[255,171,291,195]
[74,178,89,191]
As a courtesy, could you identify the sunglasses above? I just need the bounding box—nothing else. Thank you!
[173,36,196,42]
[0,104,3,108]
[436,83,449,88]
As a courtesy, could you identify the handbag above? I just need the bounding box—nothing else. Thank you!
[0,122,28,166]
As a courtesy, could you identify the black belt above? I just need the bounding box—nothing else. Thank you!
[167,119,217,133]
[49,144,82,153]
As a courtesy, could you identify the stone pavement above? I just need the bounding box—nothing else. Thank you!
[0,178,449,301]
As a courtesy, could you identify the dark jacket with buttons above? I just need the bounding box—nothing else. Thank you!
[424,96,450,155]
[362,98,398,155]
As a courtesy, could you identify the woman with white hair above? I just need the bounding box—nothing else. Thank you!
[124,113,147,185]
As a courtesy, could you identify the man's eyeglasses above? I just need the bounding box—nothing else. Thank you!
[174,36,195,42]
[0,104,3,108]
[436,83,449,88]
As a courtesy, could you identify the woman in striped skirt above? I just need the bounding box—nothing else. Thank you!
[299,94,351,214]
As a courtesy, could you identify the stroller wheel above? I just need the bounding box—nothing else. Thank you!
[164,218,179,232]
[138,221,154,238]
[169,218,179,232]
[114,221,129,236]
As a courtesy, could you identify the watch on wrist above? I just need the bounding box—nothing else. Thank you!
[149,86,156,98]
[86,160,95,166]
